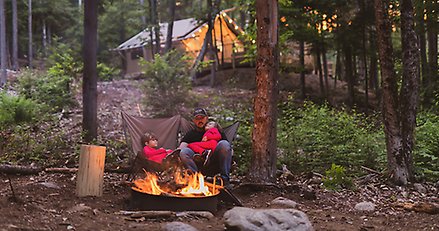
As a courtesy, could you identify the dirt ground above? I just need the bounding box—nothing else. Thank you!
[1,71,438,230]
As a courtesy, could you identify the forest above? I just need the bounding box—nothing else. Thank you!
[0,0,438,230]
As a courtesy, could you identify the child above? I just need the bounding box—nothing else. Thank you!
[187,121,222,156]
[141,131,173,164]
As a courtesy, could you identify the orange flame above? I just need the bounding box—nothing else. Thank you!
[132,171,220,197]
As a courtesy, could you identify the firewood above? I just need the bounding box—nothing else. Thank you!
[395,202,439,214]
[0,164,43,175]
[76,145,106,197]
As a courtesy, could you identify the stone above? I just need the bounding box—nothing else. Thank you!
[354,202,376,212]
[271,197,298,208]
[413,183,427,194]
[163,222,198,231]
[223,207,313,231]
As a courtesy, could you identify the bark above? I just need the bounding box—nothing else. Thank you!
[11,0,18,70]
[362,20,369,113]
[83,0,99,142]
[249,0,278,183]
[299,40,306,99]
[315,42,324,97]
[369,29,379,94]
[416,0,429,106]
[399,0,419,183]
[0,0,6,86]
[426,1,438,89]
[321,38,329,99]
[150,0,160,54]
[343,43,354,107]
[374,0,409,185]
[28,0,32,68]
[164,0,176,52]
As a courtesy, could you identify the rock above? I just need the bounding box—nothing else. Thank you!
[223,207,313,231]
[67,204,92,213]
[413,183,427,194]
[38,182,61,189]
[163,222,198,231]
[271,197,298,208]
[435,181,439,188]
[354,202,376,212]
[176,211,214,220]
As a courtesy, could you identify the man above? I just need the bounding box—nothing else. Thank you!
[178,108,233,188]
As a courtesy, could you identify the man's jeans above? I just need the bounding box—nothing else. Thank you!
[179,140,232,182]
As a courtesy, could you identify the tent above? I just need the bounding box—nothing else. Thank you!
[115,10,245,76]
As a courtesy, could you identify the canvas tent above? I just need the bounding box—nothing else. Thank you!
[115,10,245,76]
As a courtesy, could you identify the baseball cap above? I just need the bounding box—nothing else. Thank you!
[193,108,208,117]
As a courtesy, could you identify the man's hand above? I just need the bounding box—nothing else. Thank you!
[202,136,207,142]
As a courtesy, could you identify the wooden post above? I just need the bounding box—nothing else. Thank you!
[76,145,106,197]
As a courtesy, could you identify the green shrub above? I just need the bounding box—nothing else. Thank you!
[140,50,192,117]
[212,107,253,175]
[414,112,439,180]
[0,92,40,129]
[323,163,353,190]
[98,62,120,81]
[16,69,76,113]
[277,97,386,174]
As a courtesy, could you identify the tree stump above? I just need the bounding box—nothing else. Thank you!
[76,145,106,197]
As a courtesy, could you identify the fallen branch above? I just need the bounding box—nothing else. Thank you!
[395,202,439,214]
[117,210,176,219]
[0,164,131,175]
[0,164,42,175]
[360,166,381,175]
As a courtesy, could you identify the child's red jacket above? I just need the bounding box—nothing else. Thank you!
[143,146,172,164]
[188,127,222,154]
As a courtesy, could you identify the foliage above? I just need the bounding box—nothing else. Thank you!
[0,119,73,165]
[139,50,192,117]
[16,68,76,113]
[0,92,40,129]
[322,163,353,190]
[277,96,387,174]
[97,62,120,81]
[413,112,439,180]
[212,107,253,175]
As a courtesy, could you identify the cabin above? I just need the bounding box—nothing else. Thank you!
[115,10,245,76]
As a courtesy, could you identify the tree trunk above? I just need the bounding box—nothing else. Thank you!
[362,22,369,113]
[28,0,32,68]
[321,38,329,99]
[369,29,379,95]
[299,40,306,99]
[343,43,354,107]
[11,0,18,70]
[164,0,176,52]
[399,0,419,184]
[150,0,160,54]
[315,42,324,97]
[82,0,98,142]
[416,1,430,108]
[426,0,438,92]
[249,0,278,183]
[374,0,410,185]
[334,49,341,89]
[0,0,6,86]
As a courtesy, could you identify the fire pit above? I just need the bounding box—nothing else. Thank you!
[129,172,222,213]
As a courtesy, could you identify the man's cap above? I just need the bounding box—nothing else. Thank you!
[193,108,208,117]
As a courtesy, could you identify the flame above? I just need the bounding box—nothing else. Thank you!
[132,171,220,197]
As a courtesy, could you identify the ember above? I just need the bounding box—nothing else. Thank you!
[132,171,221,197]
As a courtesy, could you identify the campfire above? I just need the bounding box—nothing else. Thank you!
[132,171,222,197]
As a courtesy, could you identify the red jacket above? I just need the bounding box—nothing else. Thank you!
[143,146,172,164]
[188,128,221,154]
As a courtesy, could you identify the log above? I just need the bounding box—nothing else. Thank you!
[0,164,43,175]
[395,202,439,214]
[76,145,106,197]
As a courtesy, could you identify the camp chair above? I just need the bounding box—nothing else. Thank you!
[121,111,240,180]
